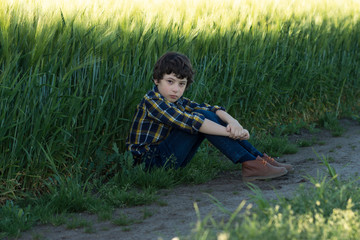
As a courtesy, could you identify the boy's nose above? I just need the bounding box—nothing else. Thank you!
[172,86,179,92]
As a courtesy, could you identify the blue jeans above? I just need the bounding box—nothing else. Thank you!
[143,110,263,169]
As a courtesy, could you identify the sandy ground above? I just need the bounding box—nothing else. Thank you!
[18,119,360,240]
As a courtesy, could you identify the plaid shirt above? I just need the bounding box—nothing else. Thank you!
[126,86,225,160]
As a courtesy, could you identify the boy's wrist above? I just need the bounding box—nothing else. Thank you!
[228,119,242,127]
[228,119,239,124]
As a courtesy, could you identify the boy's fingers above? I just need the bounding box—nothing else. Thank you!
[226,125,230,132]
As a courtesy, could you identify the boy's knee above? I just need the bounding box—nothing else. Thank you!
[194,109,214,118]
[194,110,222,124]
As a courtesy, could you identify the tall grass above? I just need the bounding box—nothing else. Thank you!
[0,0,359,200]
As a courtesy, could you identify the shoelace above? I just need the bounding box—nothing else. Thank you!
[261,159,267,166]
[264,155,275,163]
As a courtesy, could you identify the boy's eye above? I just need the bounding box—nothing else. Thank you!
[180,82,186,86]
[167,80,173,84]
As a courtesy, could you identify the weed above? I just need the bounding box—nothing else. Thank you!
[31,233,44,240]
[66,217,92,229]
[142,208,154,220]
[112,214,137,226]
[96,207,113,221]
[296,138,317,147]
[318,112,345,137]
[0,201,34,238]
[46,214,67,226]
[156,200,168,207]
[84,226,96,233]
[313,150,339,185]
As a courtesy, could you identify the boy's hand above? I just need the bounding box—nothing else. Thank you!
[226,121,250,140]
[239,129,250,140]
[226,121,244,139]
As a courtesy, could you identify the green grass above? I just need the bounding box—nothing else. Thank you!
[1,0,360,237]
[318,112,346,137]
[0,142,232,238]
[188,159,360,239]
[1,0,360,202]
[250,133,299,157]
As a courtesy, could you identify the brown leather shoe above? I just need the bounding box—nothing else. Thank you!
[262,153,294,172]
[242,156,288,181]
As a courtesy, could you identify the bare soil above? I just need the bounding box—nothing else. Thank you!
[19,119,360,240]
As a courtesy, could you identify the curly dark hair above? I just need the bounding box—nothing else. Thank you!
[152,52,195,88]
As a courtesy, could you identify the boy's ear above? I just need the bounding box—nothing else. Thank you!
[153,79,159,85]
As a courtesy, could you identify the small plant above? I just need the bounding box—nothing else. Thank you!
[142,208,154,220]
[96,207,113,221]
[296,137,317,147]
[112,214,137,226]
[318,112,345,137]
[31,233,44,240]
[156,200,168,207]
[122,227,131,232]
[313,150,339,186]
[0,201,34,238]
[84,226,96,233]
[45,214,67,226]
[66,217,92,230]
[247,182,270,210]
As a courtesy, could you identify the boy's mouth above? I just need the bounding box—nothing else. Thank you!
[169,95,178,99]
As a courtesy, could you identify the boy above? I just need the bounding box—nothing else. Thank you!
[126,52,293,181]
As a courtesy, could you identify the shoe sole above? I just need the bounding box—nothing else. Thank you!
[268,164,294,173]
[242,169,288,182]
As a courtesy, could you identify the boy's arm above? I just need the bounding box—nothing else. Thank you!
[146,96,207,134]
[216,110,242,127]
[215,110,250,140]
[199,118,250,140]
[199,119,231,136]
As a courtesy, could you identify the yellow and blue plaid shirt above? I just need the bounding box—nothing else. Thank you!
[126,86,225,160]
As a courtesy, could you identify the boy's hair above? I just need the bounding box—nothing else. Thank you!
[153,52,195,87]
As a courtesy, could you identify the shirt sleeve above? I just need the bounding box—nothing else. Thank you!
[182,97,226,113]
[145,95,206,134]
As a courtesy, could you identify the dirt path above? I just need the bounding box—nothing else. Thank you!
[19,119,360,240]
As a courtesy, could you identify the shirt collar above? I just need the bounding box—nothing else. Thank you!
[153,85,159,93]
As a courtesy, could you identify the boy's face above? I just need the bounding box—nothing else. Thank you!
[154,73,187,103]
